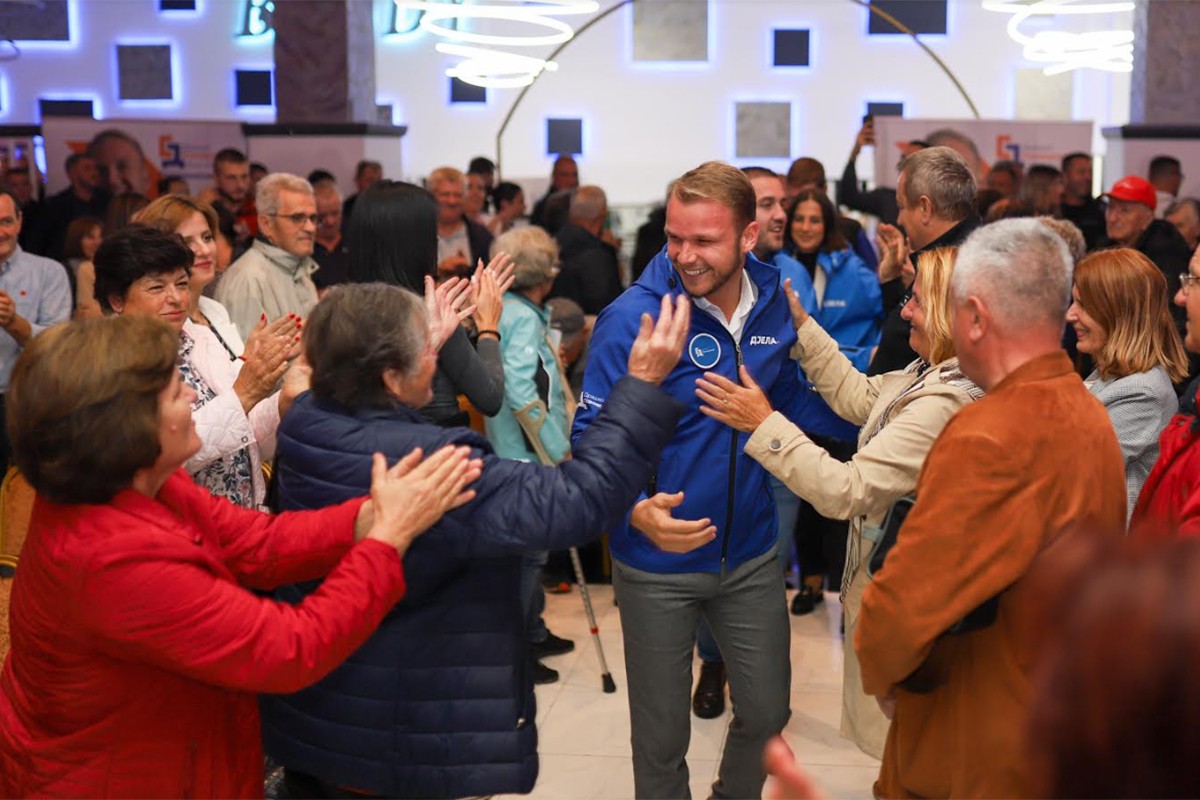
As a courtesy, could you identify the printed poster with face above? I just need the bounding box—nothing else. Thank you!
[40,118,245,198]
[869,118,1094,188]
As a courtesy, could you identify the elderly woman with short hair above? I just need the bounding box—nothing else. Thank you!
[261,282,691,799]
[93,224,299,508]
[0,313,479,798]
[697,247,982,759]
[484,226,575,681]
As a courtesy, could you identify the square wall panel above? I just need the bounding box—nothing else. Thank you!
[0,0,69,41]
[868,0,947,35]
[1015,69,1073,121]
[547,118,583,156]
[117,45,173,101]
[735,102,791,160]
[773,29,810,67]
[159,0,197,9]
[236,69,274,106]
[633,0,708,62]
[867,102,904,118]
[450,77,486,104]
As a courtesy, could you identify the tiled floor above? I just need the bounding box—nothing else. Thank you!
[497,585,879,800]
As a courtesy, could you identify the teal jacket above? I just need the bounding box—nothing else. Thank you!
[484,292,571,464]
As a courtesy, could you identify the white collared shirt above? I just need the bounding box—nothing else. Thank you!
[693,268,758,344]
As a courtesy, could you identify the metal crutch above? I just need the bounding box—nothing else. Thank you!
[566,545,617,693]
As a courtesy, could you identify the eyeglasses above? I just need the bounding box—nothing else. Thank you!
[1180,272,1200,294]
[270,212,319,226]
[900,291,921,311]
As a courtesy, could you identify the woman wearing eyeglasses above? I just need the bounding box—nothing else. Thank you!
[1067,249,1186,527]
[695,246,981,759]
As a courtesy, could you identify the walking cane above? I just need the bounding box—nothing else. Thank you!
[537,332,617,694]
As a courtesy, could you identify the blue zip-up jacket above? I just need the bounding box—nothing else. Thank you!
[782,247,883,373]
[571,247,851,575]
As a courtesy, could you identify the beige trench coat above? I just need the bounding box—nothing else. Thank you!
[745,317,979,758]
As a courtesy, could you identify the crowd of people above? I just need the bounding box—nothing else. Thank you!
[0,118,1199,800]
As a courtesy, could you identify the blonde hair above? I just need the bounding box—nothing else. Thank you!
[669,161,755,230]
[493,226,559,290]
[916,246,958,364]
[134,194,218,238]
[428,166,465,192]
[1074,248,1188,383]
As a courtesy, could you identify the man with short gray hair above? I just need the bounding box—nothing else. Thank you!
[856,218,1126,798]
[551,184,622,316]
[870,146,979,375]
[216,172,319,338]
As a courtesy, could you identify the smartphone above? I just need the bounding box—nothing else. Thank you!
[862,114,874,126]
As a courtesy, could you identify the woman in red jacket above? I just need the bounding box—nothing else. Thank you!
[0,314,481,798]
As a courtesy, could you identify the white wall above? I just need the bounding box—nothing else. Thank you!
[377,0,1133,203]
[2,0,1134,205]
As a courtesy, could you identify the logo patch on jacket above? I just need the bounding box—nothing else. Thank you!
[688,333,721,369]
[748,335,780,346]
[823,299,847,308]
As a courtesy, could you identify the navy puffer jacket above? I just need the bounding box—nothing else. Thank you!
[260,376,683,798]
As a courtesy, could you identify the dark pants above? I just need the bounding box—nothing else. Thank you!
[794,435,855,588]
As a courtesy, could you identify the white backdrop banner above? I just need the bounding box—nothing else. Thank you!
[872,118,1094,184]
[41,118,245,197]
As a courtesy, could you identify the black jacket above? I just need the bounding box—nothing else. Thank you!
[551,222,623,315]
[839,158,899,226]
[867,215,980,376]
[1061,196,1107,252]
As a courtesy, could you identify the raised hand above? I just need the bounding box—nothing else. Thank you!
[875,224,909,285]
[783,277,809,331]
[695,364,774,433]
[626,294,691,385]
[482,251,516,295]
[425,275,475,351]
[365,445,484,557]
[471,255,508,332]
[629,491,716,554]
[234,313,301,414]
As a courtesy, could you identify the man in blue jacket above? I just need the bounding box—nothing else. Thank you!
[572,161,847,799]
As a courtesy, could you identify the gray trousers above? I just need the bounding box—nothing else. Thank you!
[613,550,792,800]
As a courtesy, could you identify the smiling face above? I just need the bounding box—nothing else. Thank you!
[1066,285,1108,356]
[111,266,191,332]
[92,136,150,196]
[432,178,464,227]
[176,211,217,292]
[666,195,757,314]
[1176,249,1200,353]
[789,199,825,255]
[0,195,20,264]
[901,270,931,361]
[750,174,787,259]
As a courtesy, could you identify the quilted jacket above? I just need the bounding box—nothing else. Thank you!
[0,471,399,798]
[261,375,683,798]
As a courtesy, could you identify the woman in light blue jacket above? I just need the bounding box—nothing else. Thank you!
[1066,247,1188,524]
[484,225,575,682]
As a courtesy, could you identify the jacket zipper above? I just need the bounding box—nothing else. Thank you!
[722,341,743,570]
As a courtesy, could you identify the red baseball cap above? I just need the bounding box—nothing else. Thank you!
[1104,175,1157,211]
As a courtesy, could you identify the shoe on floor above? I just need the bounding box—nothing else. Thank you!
[532,660,559,685]
[790,585,825,616]
[691,660,727,719]
[533,630,575,658]
[545,580,572,594]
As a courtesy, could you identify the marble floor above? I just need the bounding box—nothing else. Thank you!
[496,585,879,800]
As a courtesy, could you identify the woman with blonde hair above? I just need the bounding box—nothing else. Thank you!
[1066,247,1187,522]
[696,246,982,758]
